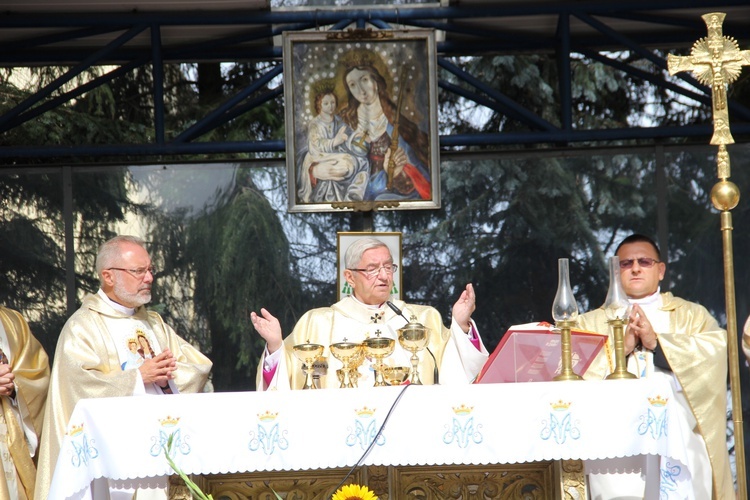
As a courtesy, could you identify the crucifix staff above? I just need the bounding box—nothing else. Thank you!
[668,12,750,146]
[668,12,749,499]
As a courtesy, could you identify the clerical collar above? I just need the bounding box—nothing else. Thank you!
[629,287,662,307]
[97,289,136,316]
[349,294,386,310]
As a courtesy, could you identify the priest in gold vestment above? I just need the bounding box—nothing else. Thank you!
[34,236,212,500]
[0,306,50,500]
[251,237,488,390]
[578,234,732,500]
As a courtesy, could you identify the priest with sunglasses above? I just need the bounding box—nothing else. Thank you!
[579,233,732,500]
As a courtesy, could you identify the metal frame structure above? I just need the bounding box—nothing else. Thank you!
[2,2,749,492]
[1,1,749,161]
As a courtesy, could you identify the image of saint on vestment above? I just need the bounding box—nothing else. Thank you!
[106,323,160,371]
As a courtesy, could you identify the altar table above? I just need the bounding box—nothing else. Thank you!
[49,376,695,499]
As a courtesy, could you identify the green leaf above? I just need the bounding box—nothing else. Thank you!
[162,432,214,500]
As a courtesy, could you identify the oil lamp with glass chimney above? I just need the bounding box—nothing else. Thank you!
[604,256,637,380]
[552,258,582,381]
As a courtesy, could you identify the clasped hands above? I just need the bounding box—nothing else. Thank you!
[624,304,658,355]
[139,348,176,387]
[0,364,15,398]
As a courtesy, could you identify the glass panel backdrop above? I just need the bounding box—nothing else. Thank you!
[0,168,66,359]
[2,144,748,393]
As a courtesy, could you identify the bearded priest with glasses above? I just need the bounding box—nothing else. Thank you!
[35,235,212,500]
[578,233,732,500]
[251,236,488,391]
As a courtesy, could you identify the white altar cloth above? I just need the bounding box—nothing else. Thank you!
[49,376,695,499]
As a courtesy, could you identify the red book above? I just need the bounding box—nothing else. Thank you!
[475,322,610,383]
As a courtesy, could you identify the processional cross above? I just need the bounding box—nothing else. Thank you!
[668,12,750,149]
[667,12,749,499]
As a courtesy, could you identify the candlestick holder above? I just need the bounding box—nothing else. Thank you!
[553,320,583,381]
[552,258,582,381]
[606,318,637,380]
[603,256,637,380]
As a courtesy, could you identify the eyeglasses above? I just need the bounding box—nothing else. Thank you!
[618,258,660,270]
[348,264,398,279]
[107,266,156,280]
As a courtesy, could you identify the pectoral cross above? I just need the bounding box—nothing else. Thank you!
[667,12,750,146]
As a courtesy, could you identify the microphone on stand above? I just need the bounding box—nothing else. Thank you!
[386,300,410,323]
[386,301,439,385]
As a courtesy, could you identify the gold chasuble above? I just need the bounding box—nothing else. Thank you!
[578,292,732,500]
[0,307,50,500]
[34,293,212,500]
[258,296,488,391]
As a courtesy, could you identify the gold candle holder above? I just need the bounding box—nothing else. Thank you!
[551,258,582,382]
[553,320,582,381]
[292,343,324,390]
[601,256,636,380]
[606,319,637,380]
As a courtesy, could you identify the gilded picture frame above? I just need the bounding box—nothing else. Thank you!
[283,29,441,213]
[337,231,403,302]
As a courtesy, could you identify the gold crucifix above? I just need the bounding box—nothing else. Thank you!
[667,12,749,499]
[667,12,750,147]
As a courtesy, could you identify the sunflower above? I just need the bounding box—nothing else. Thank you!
[331,484,378,500]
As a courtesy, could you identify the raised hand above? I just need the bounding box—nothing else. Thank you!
[452,283,476,333]
[251,308,283,354]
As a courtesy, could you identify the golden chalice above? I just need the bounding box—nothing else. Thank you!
[347,343,366,387]
[398,322,431,385]
[383,366,410,386]
[362,337,395,387]
[330,342,363,388]
[292,343,324,390]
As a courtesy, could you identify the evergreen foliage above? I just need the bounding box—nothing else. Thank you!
[0,49,748,394]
